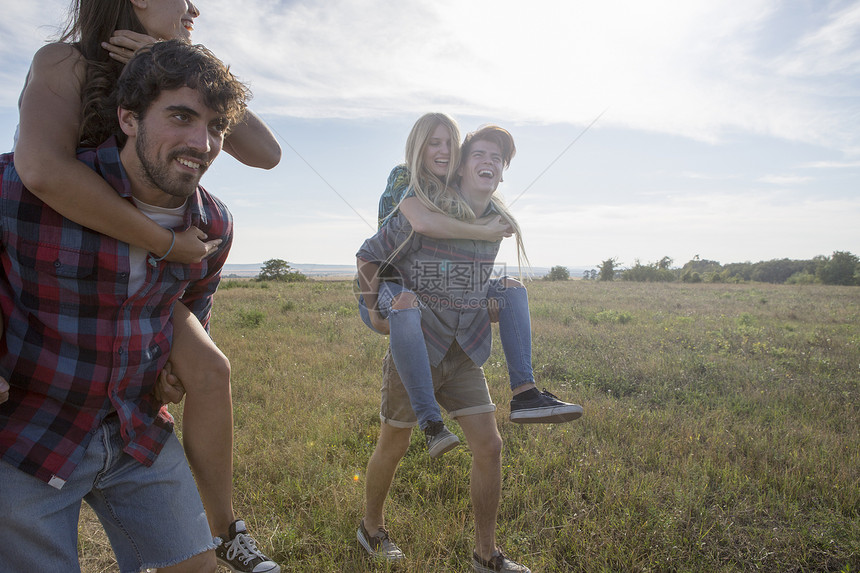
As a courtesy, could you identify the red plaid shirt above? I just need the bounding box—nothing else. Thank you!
[0,138,232,488]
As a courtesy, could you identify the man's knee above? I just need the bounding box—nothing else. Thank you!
[377,423,413,459]
[185,345,231,395]
[460,414,503,461]
[476,432,503,463]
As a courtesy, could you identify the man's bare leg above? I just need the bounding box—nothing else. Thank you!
[363,422,413,532]
[457,411,503,560]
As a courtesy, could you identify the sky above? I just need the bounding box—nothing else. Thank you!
[1,0,858,273]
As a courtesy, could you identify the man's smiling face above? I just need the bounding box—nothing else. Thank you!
[458,138,504,200]
[123,86,229,207]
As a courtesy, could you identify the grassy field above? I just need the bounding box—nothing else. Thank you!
[77,280,859,572]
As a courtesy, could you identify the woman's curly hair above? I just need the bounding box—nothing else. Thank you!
[57,0,147,146]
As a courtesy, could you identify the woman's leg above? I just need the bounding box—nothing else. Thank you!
[359,283,458,456]
[385,290,444,430]
[487,278,535,394]
[488,278,584,424]
[168,304,280,572]
[168,302,235,537]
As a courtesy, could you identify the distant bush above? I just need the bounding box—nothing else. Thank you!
[237,309,265,327]
[786,271,817,285]
[750,258,809,284]
[590,252,858,286]
[544,265,570,281]
[258,259,308,282]
[598,258,618,281]
[621,260,676,282]
[816,251,860,285]
[587,309,633,325]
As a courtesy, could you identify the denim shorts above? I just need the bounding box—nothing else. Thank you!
[0,415,215,573]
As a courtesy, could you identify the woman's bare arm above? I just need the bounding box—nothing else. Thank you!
[14,43,215,262]
[222,109,281,169]
[398,196,513,241]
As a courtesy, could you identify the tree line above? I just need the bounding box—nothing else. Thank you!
[545,251,860,286]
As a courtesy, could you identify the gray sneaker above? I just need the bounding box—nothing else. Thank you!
[215,519,280,573]
[357,519,405,562]
[424,421,460,458]
[472,550,531,573]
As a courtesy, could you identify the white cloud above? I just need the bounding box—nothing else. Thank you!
[778,1,860,77]
[0,4,62,104]
[179,0,859,154]
[6,0,859,152]
[802,160,860,169]
[757,175,813,185]
[229,211,372,266]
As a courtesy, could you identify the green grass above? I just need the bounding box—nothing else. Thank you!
[78,280,859,572]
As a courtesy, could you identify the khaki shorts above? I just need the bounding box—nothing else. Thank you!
[380,343,496,428]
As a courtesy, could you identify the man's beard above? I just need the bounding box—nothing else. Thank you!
[135,122,208,199]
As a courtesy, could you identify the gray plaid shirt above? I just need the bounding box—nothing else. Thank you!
[357,209,501,367]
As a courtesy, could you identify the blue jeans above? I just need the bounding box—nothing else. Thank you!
[487,280,535,390]
[0,415,215,573]
[359,279,536,425]
[360,281,442,430]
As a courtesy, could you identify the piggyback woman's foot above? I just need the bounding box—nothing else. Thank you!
[509,388,583,424]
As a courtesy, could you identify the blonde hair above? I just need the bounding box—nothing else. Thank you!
[388,117,530,276]
[399,112,463,219]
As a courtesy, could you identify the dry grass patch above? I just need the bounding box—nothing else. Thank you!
[74,280,858,572]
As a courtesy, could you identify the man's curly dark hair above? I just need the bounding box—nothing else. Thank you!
[114,40,250,143]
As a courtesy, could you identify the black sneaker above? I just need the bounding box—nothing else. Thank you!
[357,519,405,562]
[509,388,583,424]
[424,421,460,458]
[215,519,280,573]
[472,550,531,572]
